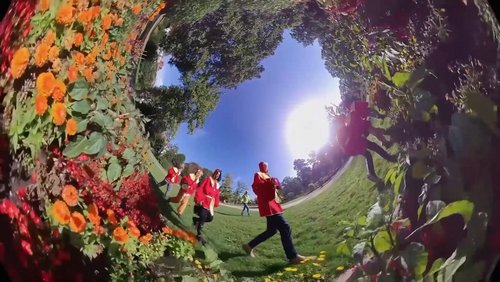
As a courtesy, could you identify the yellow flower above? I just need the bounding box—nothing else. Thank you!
[194,260,201,265]
[319,254,326,259]
[319,251,326,255]
[316,257,325,261]
[276,273,283,276]
[284,267,297,272]
[336,266,345,271]
[312,273,321,279]
[312,263,320,267]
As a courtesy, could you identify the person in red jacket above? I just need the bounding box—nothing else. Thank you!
[159,161,184,196]
[168,164,202,216]
[242,162,310,264]
[193,169,222,245]
[335,100,396,182]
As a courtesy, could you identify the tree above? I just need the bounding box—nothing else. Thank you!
[281,176,306,200]
[234,181,249,200]
[219,173,233,202]
[293,158,313,185]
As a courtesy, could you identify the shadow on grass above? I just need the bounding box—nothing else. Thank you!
[217,251,246,261]
[215,211,241,217]
[231,263,286,278]
[150,175,186,229]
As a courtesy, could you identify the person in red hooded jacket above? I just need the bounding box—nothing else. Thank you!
[193,169,222,245]
[335,100,396,182]
[168,164,203,216]
[159,161,184,196]
[242,162,311,264]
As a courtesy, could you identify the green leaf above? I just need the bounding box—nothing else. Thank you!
[84,132,105,155]
[401,243,428,278]
[357,216,367,226]
[427,200,474,226]
[122,164,134,177]
[107,162,122,182]
[392,72,411,88]
[427,258,444,277]
[72,100,91,114]
[96,96,109,110]
[436,255,466,282]
[406,66,429,90]
[464,90,497,128]
[70,79,89,100]
[122,148,135,160]
[336,241,351,256]
[76,119,88,133]
[394,172,404,194]
[203,246,219,263]
[63,136,88,158]
[374,230,392,253]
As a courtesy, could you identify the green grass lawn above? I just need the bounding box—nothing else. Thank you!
[147,153,393,280]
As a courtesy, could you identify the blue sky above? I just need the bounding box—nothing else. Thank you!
[155,31,340,193]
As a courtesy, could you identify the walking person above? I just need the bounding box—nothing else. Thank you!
[241,191,251,216]
[242,162,311,264]
[168,164,202,216]
[159,161,184,196]
[192,169,222,245]
[335,100,397,182]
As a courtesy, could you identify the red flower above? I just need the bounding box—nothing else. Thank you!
[17,187,27,199]
[41,271,54,282]
[0,199,20,219]
[21,240,32,256]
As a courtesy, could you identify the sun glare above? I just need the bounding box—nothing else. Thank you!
[285,99,331,160]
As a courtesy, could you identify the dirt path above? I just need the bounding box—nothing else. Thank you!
[221,158,353,211]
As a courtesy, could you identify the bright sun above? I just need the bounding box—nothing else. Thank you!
[285,99,331,160]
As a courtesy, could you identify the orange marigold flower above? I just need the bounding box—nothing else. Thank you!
[34,95,48,116]
[106,209,117,225]
[127,220,137,229]
[160,2,166,9]
[68,65,78,83]
[36,72,55,97]
[51,200,70,225]
[62,184,78,206]
[48,46,60,63]
[102,50,112,61]
[132,4,141,15]
[115,17,124,26]
[69,212,86,233]
[139,233,152,244]
[10,47,29,79]
[43,30,56,46]
[83,67,94,82]
[65,118,78,136]
[72,52,85,65]
[52,79,66,101]
[87,203,100,225]
[89,6,100,19]
[85,53,96,65]
[74,33,83,47]
[51,102,67,126]
[113,227,128,243]
[102,14,112,31]
[38,0,51,11]
[128,226,140,238]
[56,4,73,25]
[77,11,91,24]
[35,43,50,67]
[94,225,104,235]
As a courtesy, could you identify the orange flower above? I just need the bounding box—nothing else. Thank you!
[162,226,173,235]
[51,200,70,225]
[106,209,117,224]
[56,4,73,25]
[52,79,66,101]
[87,203,100,225]
[85,53,96,65]
[102,50,112,61]
[69,212,86,233]
[74,33,83,47]
[160,2,166,9]
[127,220,137,229]
[94,224,104,235]
[10,47,29,79]
[51,102,67,126]
[113,227,128,243]
[132,4,141,15]
[62,184,78,206]
[77,11,91,24]
[65,118,77,135]
[89,6,100,19]
[128,226,140,238]
[102,14,112,31]
[68,65,78,83]
[139,233,152,244]
[34,95,48,116]
[35,43,50,67]
[36,72,55,97]
[72,52,85,65]
[38,0,51,11]
[43,30,56,46]
[83,67,94,82]
[115,17,124,26]
[48,46,60,63]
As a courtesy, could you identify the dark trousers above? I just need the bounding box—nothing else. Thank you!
[248,214,297,260]
[364,140,397,176]
[241,203,250,215]
[193,206,213,238]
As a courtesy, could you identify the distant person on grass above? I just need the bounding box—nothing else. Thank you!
[241,191,251,216]
[159,161,184,196]
[242,162,312,264]
[168,164,202,216]
[193,169,222,245]
[335,100,397,182]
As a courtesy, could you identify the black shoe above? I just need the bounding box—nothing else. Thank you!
[197,235,207,245]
